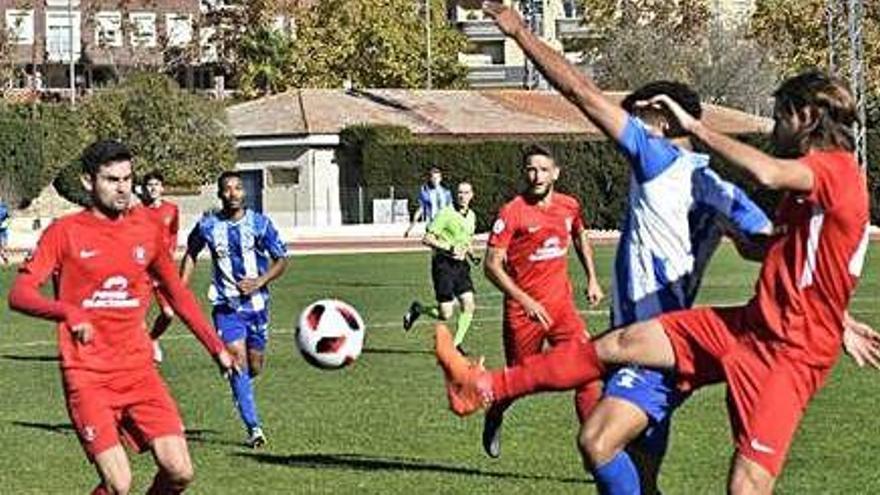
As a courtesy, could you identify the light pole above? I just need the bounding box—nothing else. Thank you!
[67,0,75,104]
[425,0,433,89]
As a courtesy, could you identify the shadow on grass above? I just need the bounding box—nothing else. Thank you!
[234,452,592,485]
[362,347,432,356]
[12,421,75,435]
[1,354,59,362]
[12,422,242,447]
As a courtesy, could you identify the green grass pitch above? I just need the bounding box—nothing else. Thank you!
[0,244,877,493]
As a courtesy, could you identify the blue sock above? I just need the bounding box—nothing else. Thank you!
[229,369,261,431]
[593,451,641,495]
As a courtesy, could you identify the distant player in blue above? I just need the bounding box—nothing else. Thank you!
[0,199,10,264]
[582,82,772,494]
[404,166,453,238]
[181,171,288,448]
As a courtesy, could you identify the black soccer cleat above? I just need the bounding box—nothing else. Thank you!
[403,301,421,331]
[482,408,504,459]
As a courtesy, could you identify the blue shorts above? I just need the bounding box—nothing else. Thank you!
[212,306,270,351]
[604,366,686,455]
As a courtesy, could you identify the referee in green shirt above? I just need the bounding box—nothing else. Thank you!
[403,182,478,351]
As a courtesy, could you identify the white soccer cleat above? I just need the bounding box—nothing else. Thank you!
[247,426,267,449]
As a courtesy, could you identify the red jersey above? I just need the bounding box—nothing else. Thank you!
[488,192,586,309]
[10,208,224,381]
[142,200,179,254]
[747,150,870,367]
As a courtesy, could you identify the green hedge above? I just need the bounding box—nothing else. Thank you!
[339,125,878,231]
[0,116,45,208]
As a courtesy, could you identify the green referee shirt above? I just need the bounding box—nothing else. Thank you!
[427,205,476,252]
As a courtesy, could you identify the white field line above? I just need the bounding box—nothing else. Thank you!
[0,310,610,350]
[2,303,877,350]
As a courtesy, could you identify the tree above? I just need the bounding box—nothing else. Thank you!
[210,0,469,93]
[750,0,880,125]
[54,72,235,205]
[578,0,779,114]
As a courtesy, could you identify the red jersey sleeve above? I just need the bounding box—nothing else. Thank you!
[149,247,225,356]
[800,151,842,209]
[168,204,180,252]
[488,204,517,249]
[8,222,88,327]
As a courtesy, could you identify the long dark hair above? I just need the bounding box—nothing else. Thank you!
[773,70,857,154]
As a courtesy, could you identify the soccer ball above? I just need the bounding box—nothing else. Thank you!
[296,299,366,370]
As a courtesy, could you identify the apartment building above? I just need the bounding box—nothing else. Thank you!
[452,0,759,89]
[0,0,222,92]
[451,0,592,88]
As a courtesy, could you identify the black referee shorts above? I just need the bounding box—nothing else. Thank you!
[431,254,474,303]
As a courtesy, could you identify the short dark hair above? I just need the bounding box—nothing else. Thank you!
[80,140,133,178]
[522,144,554,167]
[428,166,442,175]
[142,170,165,185]
[622,81,702,138]
[217,170,242,191]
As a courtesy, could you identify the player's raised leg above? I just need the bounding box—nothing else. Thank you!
[437,318,676,416]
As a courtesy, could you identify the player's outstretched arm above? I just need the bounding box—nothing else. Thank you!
[151,251,226,358]
[8,225,89,329]
[180,225,205,286]
[482,2,628,142]
[572,230,603,307]
[484,246,552,328]
[650,94,814,192]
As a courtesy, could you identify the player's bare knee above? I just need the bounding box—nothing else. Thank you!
[729,458,775,495]
[579,421,618,467]
[105,476,132,495]
[164,460,194,489]
[438,305,454,320]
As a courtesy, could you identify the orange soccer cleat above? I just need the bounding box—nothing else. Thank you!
[435,324,493,416]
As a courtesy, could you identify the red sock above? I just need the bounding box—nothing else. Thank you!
[91,485,110,495]
[574,381,603,423]
[491,337,604,403]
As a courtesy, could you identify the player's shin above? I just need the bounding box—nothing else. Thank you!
[492,337,605,403]
[593,451,641,495]
[228,368,261,432]
[453,310,474,346]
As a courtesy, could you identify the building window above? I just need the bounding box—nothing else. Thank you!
[46,11,81,62]
[5,9,34,45]
[46,0,80,6]
[268,167,300,187]
[199,26,218,63]
[166,13,193,47]
[95,11,122,48]
[562,0,583,18]
[129,12,157,47]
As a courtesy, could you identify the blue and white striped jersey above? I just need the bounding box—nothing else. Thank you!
[418,184,453,222]
[612,117,771,326]
[186,209,287,313]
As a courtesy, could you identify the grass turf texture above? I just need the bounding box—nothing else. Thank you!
[0,244,877,494]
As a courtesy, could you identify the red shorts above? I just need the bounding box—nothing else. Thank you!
[63,368,185,460]
[504,300,599,422]
[503,300,587,364]
[659,306,831,476]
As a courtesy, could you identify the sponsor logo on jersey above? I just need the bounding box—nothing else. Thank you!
[83,276,140,309]
[79,249,98,259]
[528,236,567,262]
[492,219,506,235]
